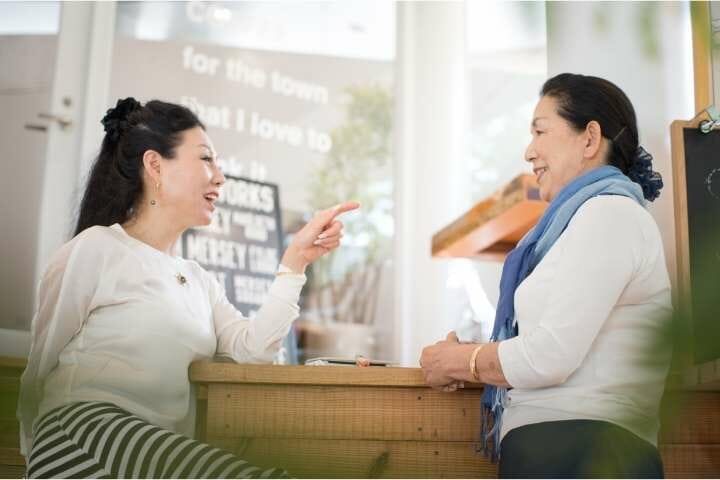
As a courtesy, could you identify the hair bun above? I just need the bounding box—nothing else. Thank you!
[101,97,142,141]
[627,146,663,202]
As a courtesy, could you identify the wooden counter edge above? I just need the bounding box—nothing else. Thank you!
[189,361,484,389]
[0,357,27,370]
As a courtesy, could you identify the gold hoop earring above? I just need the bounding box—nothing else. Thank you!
[150,182,160,205]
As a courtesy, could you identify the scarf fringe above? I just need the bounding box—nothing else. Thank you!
[478,384,508,463]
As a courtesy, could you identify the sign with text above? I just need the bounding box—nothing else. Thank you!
[110,37,391,212]
[181,175,282,316]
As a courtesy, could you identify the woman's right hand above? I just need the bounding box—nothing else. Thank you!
[280,201,360,273]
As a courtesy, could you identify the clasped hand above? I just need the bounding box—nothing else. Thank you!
[420,331,475,392]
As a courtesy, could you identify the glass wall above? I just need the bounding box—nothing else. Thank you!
[449,1,547,342]
[110,1,395,362]
[466,1,546,202]
[0,1,59,35]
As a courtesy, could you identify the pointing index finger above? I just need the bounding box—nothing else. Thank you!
[330,201,360,217]
[320,201,360,224]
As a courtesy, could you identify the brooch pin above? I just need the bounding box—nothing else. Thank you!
[176,273,188,285]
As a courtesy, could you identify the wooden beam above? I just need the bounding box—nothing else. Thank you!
[0,357,26,370]
[691,1,713,113]
[671,118,695,330]
[431,174,546,261]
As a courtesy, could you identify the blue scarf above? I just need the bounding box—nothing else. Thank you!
[480,165,646,462]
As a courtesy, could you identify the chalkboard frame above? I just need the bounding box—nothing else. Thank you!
[670,110,720,384]
[670,113,708,326]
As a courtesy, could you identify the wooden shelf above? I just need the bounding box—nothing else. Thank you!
[432,173,547,261]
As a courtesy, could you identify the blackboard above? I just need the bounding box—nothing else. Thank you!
[180,175,297,362]
[672,117,720,366]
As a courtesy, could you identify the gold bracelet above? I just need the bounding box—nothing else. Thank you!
[469,344,485,382]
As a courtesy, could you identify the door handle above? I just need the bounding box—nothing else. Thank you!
[37,112,73,130]
[24,124,48,132]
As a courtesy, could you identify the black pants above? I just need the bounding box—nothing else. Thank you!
[499,420,664,478]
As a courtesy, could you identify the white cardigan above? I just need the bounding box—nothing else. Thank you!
[498,195,673,446]
[18,224,306,455]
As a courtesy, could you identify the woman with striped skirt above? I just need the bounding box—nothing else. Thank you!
[19,98,358,478]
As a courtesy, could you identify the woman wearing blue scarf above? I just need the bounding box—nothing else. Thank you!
[420,73,670,478]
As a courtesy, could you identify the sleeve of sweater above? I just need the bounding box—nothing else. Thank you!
[497,196,643,389]
[17,227,111,456]
[210,271,306,363]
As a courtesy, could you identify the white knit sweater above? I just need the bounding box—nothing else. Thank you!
[498,195,673,446]
[18,223,306,455]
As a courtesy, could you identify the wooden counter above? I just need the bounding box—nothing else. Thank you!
[0,357,716,477]
[0,357,25,479]
[190,362,720,478]
[0,357,717,478]
[189,362,494,478]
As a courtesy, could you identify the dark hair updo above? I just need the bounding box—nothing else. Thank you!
[540,73,663,202]
[74,98,205,236]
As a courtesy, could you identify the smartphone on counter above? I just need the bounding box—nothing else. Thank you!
[304,356,394,367]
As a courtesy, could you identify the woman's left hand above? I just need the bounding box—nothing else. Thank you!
[280,201,360,273]
[420,331,474,389]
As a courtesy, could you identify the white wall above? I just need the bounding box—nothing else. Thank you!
[394,2,468,366]
[394,1,695,366]
[36,2,115,293]
[0,3,115,358]
[546,1,694,291]
[0,36,55,334]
